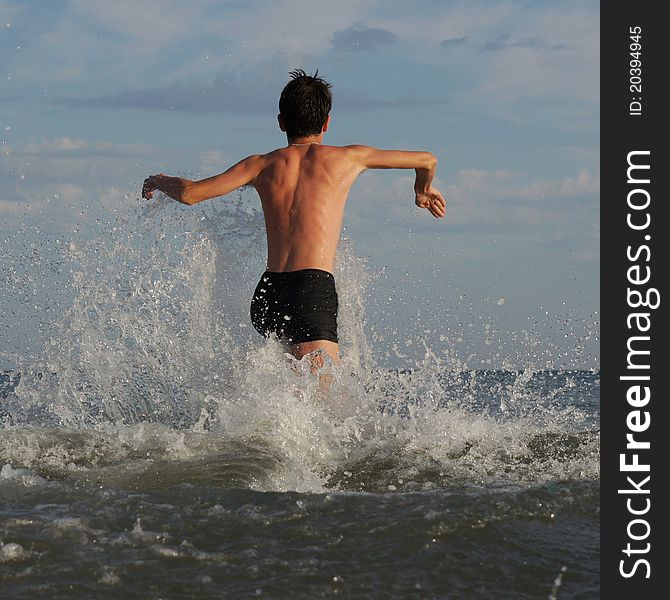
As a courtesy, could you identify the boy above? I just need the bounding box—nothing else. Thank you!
[142,69,445,369]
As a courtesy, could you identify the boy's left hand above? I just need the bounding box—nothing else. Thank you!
[415,186,446,218]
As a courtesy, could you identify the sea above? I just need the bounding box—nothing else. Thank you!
[1,198,599,599]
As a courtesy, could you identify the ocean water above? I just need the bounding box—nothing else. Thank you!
[0,198,599,599]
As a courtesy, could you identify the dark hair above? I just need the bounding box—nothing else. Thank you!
[279,69,332,139]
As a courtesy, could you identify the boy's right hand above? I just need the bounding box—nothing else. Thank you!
[142,174,164,199]
[415,186,446,218]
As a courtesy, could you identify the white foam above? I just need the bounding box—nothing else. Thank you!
[0,462,45,487]
[0,541,28,562]
[98,568,121,586]
[1,197,598,493]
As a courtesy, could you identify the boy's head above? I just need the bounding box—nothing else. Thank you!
[278,69,332,140]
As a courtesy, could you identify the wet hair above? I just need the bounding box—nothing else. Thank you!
[279,69,332,139]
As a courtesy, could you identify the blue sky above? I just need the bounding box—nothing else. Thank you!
[1,0,599,368]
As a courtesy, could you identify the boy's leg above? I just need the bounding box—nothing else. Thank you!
[290,340,339,398]
[290,340,339,366]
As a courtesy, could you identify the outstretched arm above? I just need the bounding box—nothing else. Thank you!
[142,155,265,205]
[348,145,446,218]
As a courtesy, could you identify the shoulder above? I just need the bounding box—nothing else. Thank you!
[255,147,291,165]
[335,144,377,163]
[341,144,374,154]
[242,149,284,172]
[261,147,286,158]
[336,145,382,169]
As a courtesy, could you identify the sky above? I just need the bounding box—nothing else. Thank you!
[1,0,599,369]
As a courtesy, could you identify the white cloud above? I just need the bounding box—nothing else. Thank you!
[373,2,598,114]
[3,0,598,130]
[474,6,599,105]
[45,0,375,81]
[0,183,134,234]
[451,167,599,199]
[518,169,599,200]
[0,199,27,216]
[445,168,599,229]
[194,0,374,61]
[53,182,87,204]
[23,137,89,153]
[20,138,153,156]
[346,166,598,234]
[331,23,398,52]
[66,0,215,55]
[199,150,228,176]
[1,137,159,214]
[376,2,516,46]
[0,0,26,25]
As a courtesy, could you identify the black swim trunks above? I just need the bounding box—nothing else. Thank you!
[250,269,338,344]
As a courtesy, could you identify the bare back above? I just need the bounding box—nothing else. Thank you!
[252,145,363,273]
[142,142,444,275]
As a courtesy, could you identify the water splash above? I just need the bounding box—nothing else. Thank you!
[1,192,599,493]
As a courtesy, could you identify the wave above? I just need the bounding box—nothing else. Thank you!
[0,195,599,495]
